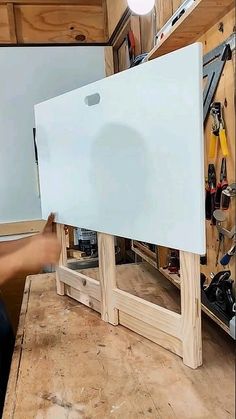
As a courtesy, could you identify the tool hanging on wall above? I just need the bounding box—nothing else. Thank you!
[222,183,236,199]
[221,244,236,266]
[215,158,230,210]
[205,164,216,224]
[213,210,236,266]
[128,30,136,64]
[203,34,234,123]
[220,241,236,266]
[213,209,227,266]
[202,270,235,323]
[165,249,180,275]
[209,103,229,159]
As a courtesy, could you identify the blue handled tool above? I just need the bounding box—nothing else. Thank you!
[220,244,236,266]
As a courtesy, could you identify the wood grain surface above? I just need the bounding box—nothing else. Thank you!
[14,4,105,43]
[3,266,235,418]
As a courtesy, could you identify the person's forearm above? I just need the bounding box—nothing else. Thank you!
[0,252,22,285]
[0,214,54,258]
[0,236,34,257]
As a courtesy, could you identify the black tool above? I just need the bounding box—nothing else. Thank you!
[205,164,216,224]
[33,128,38,165]
[203,270,235,320]
[215,158,230,209]
[215,232,224,267]
[203,36,233,123]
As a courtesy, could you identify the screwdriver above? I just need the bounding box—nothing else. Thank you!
[220,243,236,266]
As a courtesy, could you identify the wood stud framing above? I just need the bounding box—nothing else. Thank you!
[180,251,202,368]
[98,233,118,325]
[56,223,202,369]
[55,224,67,296]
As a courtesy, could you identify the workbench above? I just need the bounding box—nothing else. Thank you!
[3,264,235,419]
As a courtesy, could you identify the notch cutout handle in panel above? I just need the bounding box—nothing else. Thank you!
[85,93,101,107]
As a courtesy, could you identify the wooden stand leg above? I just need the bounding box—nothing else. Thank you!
[180,251,202,369]
[98,233,118,325]
[56,223,67,296]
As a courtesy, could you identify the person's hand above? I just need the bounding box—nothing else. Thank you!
[43,212,55,234]
[16,233,61,274]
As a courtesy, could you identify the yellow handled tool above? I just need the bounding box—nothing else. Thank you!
[209,102,229,159]
[219,125,229,157]
[209,133,217,159]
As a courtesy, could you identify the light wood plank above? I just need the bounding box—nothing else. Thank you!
[56,224,67,295]
[119,311,183,357]
[130,15,141,56]
[156,0,173,29]
[180,251,202,369]
[106,0,127,37]
[14,4,105,43]
[114,288,182,338]
[140,11,155,52]
[0,220,45,236]
[6,3,17,43]
[3,273,235,419]
[104,46,114,76]
[159,267,181,288]
[65,284,101,312]
[98,233,118,325]
[101,0,108,40]
[57,265,101,301]
[172,0,185,13]
[0,4,11,42]
[148,0,235,60]
[131,242,158,269]
[0,0,102,4]
[117,37,130,71]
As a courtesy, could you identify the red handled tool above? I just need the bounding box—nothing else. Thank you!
[215,158,230,210]
[205,164,217,224]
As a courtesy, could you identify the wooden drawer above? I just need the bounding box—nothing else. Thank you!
[0,5,11,43]
[15,4,106,43]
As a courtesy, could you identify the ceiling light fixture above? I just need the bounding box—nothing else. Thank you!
[127,0,155,15]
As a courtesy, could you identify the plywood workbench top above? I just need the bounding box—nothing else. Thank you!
[3,265,235,419]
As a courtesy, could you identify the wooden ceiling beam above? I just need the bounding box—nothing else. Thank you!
[0,0,103,5]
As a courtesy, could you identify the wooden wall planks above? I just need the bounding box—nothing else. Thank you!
[0,4,11,42]
[140,0,186,53]
[0,0,103,4]
[110,2,235,283]
[0,1,107,44]
[14,4,105,43]
[199,8,236,279]
[106,0,127,38]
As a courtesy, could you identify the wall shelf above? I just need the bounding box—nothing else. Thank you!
[160,268,230,335]
[148,0,234,60]
[133,246,231,336]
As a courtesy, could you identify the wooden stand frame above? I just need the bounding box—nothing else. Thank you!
[56,225,202,369]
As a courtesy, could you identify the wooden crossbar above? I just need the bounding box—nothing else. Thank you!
[56,224,202,369]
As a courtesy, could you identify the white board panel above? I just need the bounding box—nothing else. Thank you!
[35,43,205,254]
[0,46,105,223]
